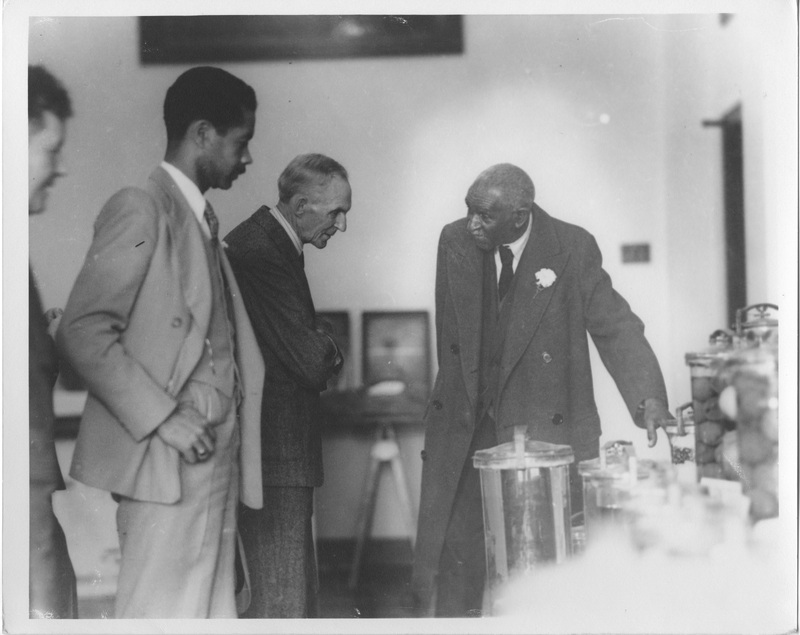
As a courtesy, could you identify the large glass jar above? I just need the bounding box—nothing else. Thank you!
[718,346,779,522]
[685,330,738,481]
[473,436,574,615]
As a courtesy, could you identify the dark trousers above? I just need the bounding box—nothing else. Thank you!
[29,490,78,619]
[239,486,318,618]
[435,414,497,617]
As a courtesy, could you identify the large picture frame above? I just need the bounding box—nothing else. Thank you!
[361,311,431,401]
[317,310,352,393]
[139,15,463,64]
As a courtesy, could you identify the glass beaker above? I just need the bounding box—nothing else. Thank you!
[665,402,697,484]
[579,455,672,545]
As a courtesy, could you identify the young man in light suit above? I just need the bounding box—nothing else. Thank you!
[57,67,264,618]
[413,163,674,617]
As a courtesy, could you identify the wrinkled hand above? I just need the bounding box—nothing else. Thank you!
[156,403,216,464]
[640,397,675,448]
[44,307,63,340]
[315,323,344,375]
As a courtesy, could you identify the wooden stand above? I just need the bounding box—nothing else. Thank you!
[347,421,418,590]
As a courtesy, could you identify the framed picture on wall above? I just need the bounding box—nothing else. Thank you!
[139,15,463,64]
[317,311,351,393]
[362,311,431,401]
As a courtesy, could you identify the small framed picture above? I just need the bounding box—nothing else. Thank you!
[317,311,351,393]
[362,311,431,400]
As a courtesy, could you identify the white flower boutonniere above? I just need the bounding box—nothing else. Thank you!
[535,268,557,292]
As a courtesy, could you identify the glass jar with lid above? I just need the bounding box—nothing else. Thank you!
[473,430,574,615]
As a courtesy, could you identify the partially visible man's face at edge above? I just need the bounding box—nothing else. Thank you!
[298,175,352,249]
[198,108,255,191]
[465,184,523,251]
[29,111,67,215]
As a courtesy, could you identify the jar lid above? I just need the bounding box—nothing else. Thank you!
[685,329,735,364]
[472,439,574,470]
[737,303,779,331]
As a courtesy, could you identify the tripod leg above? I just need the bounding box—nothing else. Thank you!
[390,451,418,548]
[348,447,383,590]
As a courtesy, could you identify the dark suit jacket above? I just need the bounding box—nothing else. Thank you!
[412,204,668,600]
[57,167,264,508]
[225,207,341,488]
[29,270,78,618]
[29,270,65,494]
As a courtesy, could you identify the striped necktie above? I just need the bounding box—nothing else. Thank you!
[204,201,219,244]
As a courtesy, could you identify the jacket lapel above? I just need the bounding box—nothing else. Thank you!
[255,207,312,303]
[148,167,212,387]
[500,206,569,388]
[445,221,483,407]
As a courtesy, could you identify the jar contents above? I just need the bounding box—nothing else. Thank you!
[473,437,574,615]
[722,348,779,521]
[685,331,738,481]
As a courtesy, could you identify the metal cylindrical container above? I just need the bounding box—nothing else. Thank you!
[473,436,574,615]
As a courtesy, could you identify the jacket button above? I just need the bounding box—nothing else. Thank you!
[420,450,428,461]
[552,413,563,425]
[171,317,183,328]
[450,343,460,355]
[432,400,443,410]
[542,352,552,363]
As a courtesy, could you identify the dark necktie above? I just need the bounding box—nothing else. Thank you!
[299,252,305,269]
[498,245,514,301]
[204,201,219,244]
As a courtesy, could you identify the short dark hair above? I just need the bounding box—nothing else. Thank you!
[29,65,72,127]
[163,66,257,141]
[278,154,349,203]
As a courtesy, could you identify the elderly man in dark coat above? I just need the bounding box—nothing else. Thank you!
[224,153,351,618]
[412,163,673,617]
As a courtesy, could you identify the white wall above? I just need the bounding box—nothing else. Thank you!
[25,11,794,541]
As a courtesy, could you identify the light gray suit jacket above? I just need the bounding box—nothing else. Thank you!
[57,167,264,508]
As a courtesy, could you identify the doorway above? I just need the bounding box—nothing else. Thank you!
[704,104,746,329]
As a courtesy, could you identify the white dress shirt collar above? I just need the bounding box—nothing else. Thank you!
[160,161,212,239]
[269,207,304,256]
[494,211,533,278]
